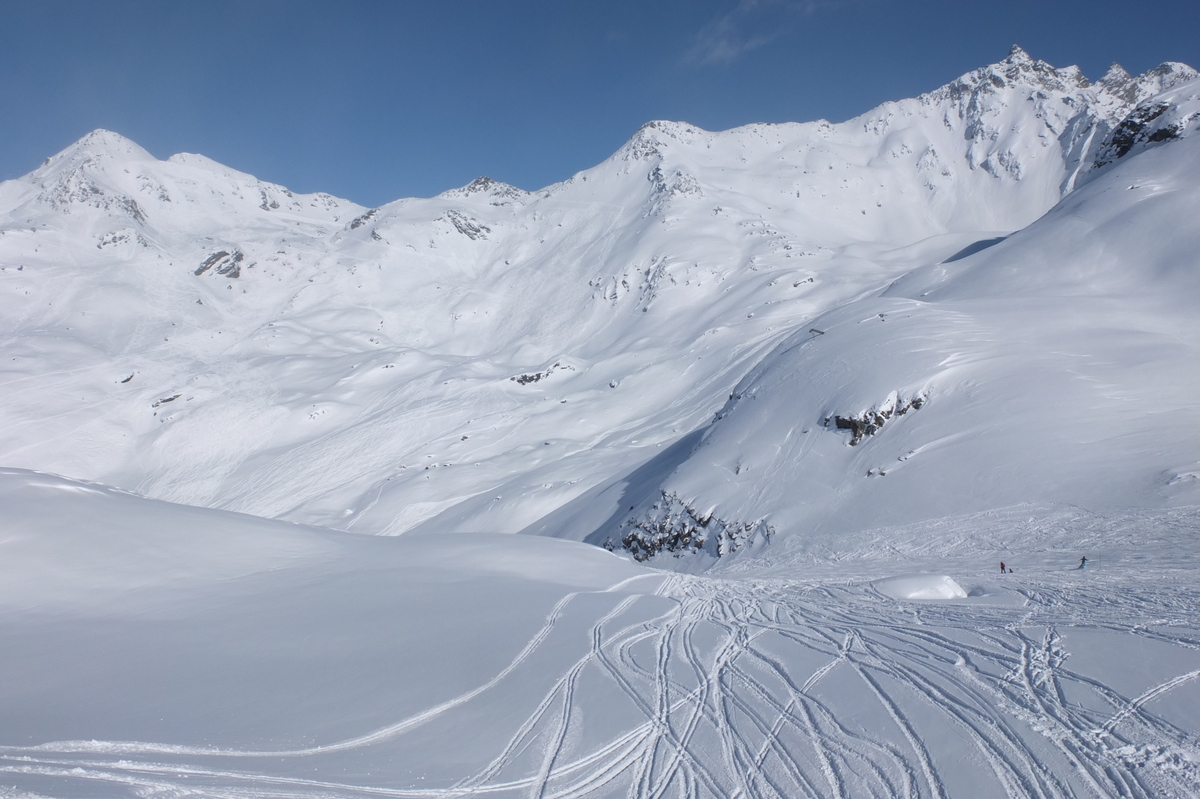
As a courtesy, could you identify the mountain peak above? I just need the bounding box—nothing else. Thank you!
[28,130,156,194]
[931,45,1098,107]
[441,176,529,205]
[618,120,705,163]
[1095,60,1200,107]
[1097,62,1138,103]
[1139,61,1200,93]
[1004,44,1034,65]
[1101,62,1132,83]
[43,129,155,169]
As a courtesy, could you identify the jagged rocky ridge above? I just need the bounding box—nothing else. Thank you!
[1092,78,1200,168]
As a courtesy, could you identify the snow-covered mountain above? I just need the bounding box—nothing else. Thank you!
[0,46,1197,550]
[4,46,1200,799]
[573,124,1200,561]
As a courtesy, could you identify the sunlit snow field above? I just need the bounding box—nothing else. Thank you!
[2,470,1198,798]
[3,48,1200,798]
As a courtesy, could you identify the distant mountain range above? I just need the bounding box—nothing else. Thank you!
[2,45,1198,562]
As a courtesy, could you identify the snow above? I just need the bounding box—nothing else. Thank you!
[547,111,1200,558]
[873,574,969,600]
[2,50,1193,538]
[2,470,1199,797]
[1,47,1200,797]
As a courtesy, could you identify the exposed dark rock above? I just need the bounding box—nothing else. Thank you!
[509,362,573,385]
[152,394,180,408]
[39,163,147,223]
[445,177,529,206]
[115,196,147,223]
[451,176,530,205]
[258,189,280,210]
[828,392,927,446]
[97,230,148,249]
[443,210,490,240]
[463,177,499,193]
[349,209,378,230]
[1097,63,1139,104]
[1096,102,1171,166]
[605,491,773,562]
[194,249,245,278]
[931,45,1089,110]
[1147,126,1182,143]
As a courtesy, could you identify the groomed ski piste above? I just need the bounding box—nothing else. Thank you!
[2,47,1200,798]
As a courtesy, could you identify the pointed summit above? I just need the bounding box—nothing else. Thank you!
[73,129,150,154]
[29,130,157,193]
[1094,61,1200,108]
[1100,62,1132,84]
[1005,44,1034,65]
[1098,62,1138,103]
[617,120,705,164]
[932,45,1088,105]
[39,130,156,173]
[441,176,530,206]
[26,130,157,222]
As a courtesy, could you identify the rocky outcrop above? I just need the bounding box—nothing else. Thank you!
[828,391,927,446]
[509,362,574,385]
[1092,96,1200,168]
[38,161,147,223]
[442,209,490,240]
[605,492,773,561]
[194,249,245,278]
[348,209,378,229]
[443,177,530,206]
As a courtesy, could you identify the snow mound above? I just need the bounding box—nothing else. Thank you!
[874,574,968,600]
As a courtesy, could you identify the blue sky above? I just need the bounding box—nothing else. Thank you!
[3,0,1198,206]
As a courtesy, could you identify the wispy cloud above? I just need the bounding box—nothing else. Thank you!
[683,0,839,66]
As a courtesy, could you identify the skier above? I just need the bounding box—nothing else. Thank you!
[1000,561,1006,574]
[1078,556,1087,570]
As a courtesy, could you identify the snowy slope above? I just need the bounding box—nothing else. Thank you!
[3,46,1200,799]
[550,96,1200,560]
[1,48,1195,539]
[2,468,1199,798]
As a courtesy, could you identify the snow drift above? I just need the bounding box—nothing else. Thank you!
[874,574,969,601]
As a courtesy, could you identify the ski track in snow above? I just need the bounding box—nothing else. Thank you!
[3,553,1199,798]
[4,60,1200,796]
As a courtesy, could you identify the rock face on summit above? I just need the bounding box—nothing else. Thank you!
[1,48,1198,557]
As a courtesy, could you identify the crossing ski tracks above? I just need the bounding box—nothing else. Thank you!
[2,504,1198,798]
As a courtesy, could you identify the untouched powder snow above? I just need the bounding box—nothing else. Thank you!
[2,47,1200,798]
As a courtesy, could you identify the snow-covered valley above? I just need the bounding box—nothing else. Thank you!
[2,47,1199,797]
